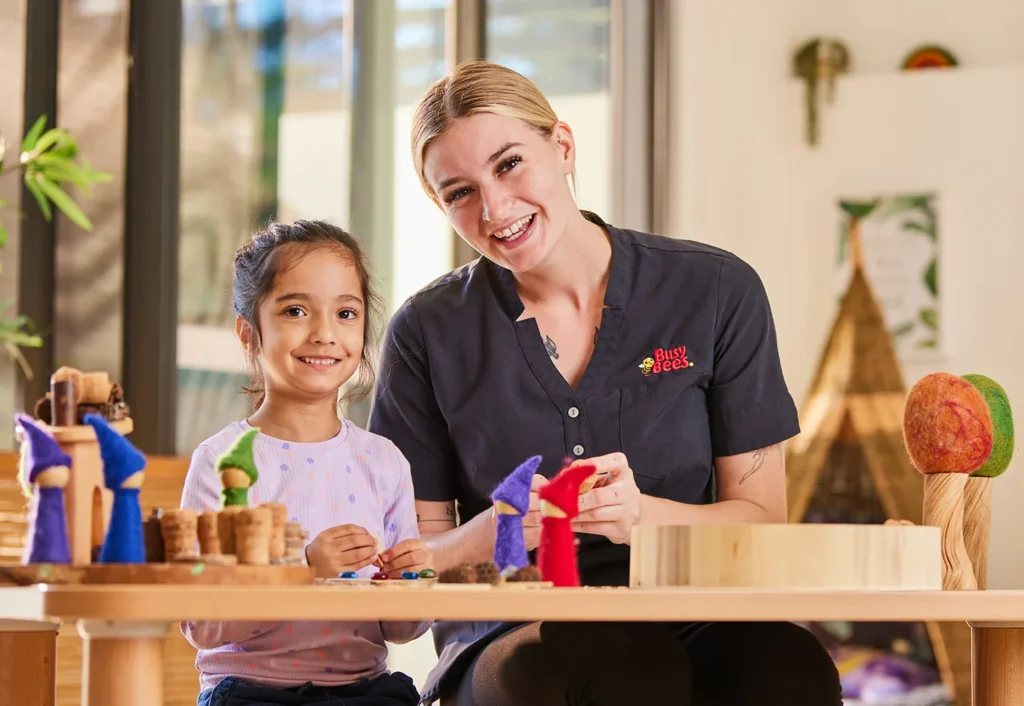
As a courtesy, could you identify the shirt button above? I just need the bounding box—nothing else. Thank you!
[567,406,579,418]
[573,444,584,457]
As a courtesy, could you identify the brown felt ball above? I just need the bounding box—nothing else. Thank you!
[903,372,994,474]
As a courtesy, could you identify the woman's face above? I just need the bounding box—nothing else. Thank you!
[423,112,576,273]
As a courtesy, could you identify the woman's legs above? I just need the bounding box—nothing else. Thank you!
[684,622,843,706]
[449,621,692,706]
[447,621,842,706]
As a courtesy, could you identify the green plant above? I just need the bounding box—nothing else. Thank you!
[0,115,111,378]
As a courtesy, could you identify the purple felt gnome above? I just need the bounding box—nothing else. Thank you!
[490,455,542,574]
[15,413,72,565]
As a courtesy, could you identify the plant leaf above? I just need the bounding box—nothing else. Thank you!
[902,220,935,240]
[0,222,6,248]
[21,115,47,152]
[890,321,915,338]
[923,258,937,296]
[31,127,69,157]
[35,178,93,230]
[839,199,879,219]
[2,341,34,380]
[919,307,938,331]
[24,178,52,221]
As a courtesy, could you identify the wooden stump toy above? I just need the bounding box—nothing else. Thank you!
[961,374,1014,590]
[235,507,272,565]
[262,502,288,560]
[161,509,199,562]
[903,372,994,590]
[198,511,222,555]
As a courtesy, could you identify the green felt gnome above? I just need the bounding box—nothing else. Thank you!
[216,428,259,507]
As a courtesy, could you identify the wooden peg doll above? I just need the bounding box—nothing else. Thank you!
[15,413,72,565]
[84,413,147,563]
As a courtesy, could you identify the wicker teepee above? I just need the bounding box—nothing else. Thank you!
[784,217,971,705]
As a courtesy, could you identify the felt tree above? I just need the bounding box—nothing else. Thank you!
[15,413,72,564]
[85,413,147,564]
[216,428,259,507]
[490,455,542,575]
[961,374,1014,589]
[903,372,993,590]
[537,462,596,587]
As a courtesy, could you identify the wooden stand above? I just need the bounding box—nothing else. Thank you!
[971,623,1024,706]
[0,620,58,706]
[924,472,977,590]
[32,418,134,566]
[78,620,166,706]
[629,523,943,590]
[964,475,992,589]
[83,563,314,585]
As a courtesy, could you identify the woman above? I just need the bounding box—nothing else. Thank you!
[368,60,841,706]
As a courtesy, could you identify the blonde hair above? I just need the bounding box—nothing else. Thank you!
[411,60,574,198]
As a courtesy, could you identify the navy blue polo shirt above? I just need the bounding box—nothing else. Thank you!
[368,212,800,701]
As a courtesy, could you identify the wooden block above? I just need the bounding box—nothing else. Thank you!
[82,563,314,585]
[629,523,942,590]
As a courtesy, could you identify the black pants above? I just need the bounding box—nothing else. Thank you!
[447,621,842,706]
[198,673,420,706]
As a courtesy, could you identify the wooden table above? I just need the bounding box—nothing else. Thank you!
[4,584,1024,706]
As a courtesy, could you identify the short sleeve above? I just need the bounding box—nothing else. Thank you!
[368,300,459,502]
[707,256,800,457]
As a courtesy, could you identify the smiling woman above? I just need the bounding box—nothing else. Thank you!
[368,60,843,706]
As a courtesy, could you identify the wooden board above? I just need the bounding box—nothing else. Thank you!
[83,563,314,585]
[629,523,942,590]
[0,564,84,586]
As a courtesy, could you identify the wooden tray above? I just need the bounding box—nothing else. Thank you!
[629,523,942,590]
[82,563,315,585]
[0,564,85,586]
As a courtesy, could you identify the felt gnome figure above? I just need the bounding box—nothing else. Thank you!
[536,461,596,587]
[491,455,542,575]
[15,413,72,565]
[217,428,259,508]
[85,413,147,563]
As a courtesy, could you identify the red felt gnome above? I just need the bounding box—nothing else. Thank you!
[537,462,596,587]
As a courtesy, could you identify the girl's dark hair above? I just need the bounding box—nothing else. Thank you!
[232,219,385,411]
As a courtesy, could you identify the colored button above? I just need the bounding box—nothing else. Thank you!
[401,571,419,580]
[338,571,359,579]
[419,568,437,579]
[567,406,579,418]
[573,444,584,456]
[371,572,389,581]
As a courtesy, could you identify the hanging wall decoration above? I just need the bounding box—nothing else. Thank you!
[902,45,959,70]
[792,37,851,147]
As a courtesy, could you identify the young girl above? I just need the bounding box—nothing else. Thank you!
[181,219,432,706]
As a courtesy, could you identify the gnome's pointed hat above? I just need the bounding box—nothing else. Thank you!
[217,428,259,482]
[15,413,71,484]
[491,455,542,514]
[538,462,595,519]
[84,413,146,489]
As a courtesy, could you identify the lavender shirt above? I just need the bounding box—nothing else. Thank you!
[179,419,432,692]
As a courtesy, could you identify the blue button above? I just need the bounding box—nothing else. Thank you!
[338,571,359,579]
[401,571,419,580]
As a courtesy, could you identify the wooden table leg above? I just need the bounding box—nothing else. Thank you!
[971,622,1024,705]
[0,619,59,706]
[77,620,168,706]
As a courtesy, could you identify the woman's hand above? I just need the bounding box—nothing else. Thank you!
[571,453,642,545]
[305,524,380,578]
[377,538,435,578]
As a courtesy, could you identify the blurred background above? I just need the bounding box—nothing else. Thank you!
[0,1,1022,704]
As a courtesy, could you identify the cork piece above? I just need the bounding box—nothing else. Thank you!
[197,511,221,556]
[160,508,198,562]
[235,507,272,565]
[218,506,244,555]
[261,503,288,559]
[144,508,165,562]
[284,521,308,560]
[50,379,77,427]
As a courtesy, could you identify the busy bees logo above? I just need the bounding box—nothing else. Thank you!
[639,345,693,376]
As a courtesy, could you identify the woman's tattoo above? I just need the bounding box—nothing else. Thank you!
[740,444,778,484]
[544,335,559,359]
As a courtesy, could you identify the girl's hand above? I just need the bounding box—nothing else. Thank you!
[377,538,434,578]
[571,453,642,545]
[305,524,379,578]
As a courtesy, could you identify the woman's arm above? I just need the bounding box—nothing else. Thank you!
[639,444,787,525]
[416,499,496,571]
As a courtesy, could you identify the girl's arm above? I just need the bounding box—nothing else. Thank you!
[178,443,277,649]
[378,446,433,644]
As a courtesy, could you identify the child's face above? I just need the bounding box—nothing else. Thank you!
[248,245,365,404]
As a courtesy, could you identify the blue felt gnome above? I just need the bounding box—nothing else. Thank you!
[490,455,542,574]
[84,414,147,563]
[15,413,72,564]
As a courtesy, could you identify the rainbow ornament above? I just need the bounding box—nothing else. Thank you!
[901,45,958,70]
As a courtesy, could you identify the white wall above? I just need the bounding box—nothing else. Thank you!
[670,0,1024,588]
